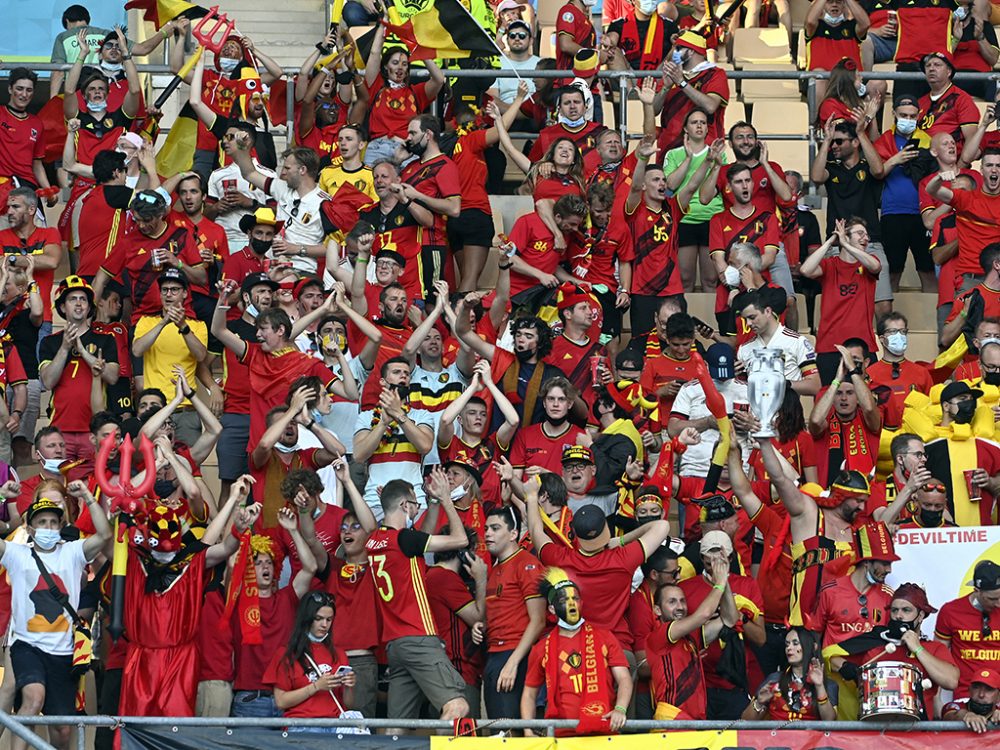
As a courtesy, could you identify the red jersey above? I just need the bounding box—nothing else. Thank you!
[38,330,115,433]
[528,122,604,174]
[934,189,1000,276]
[325,557,381,652]
[356,202,423,302]
[895,1,955,63]
[195,69,241,151]
[508,212,561,297]
[555,2,597,70]
[401,153,460,256]
[0,226,58,322]
[353,319,410,411]
[75,184,133,276]
[715,161,786,214]
[815,256,878,352]
[440,433,505,505]
[816,575,893,646]
[367,76,430,140]
[533,173,586,203]
[918,169,980,215]
[578,219,633,289]
[539,541,646,649]
[947,282,1000,326]
[276,504,345,577]
[625,197,683,296]
[935,594,1000,694]
[748,503,795,624]
[221,247,266,285]
[100,217,202,324]
[174,213,229,298]
[867,359,933,414]
[197,589,234,682]
[918,85,980,149]
[426,565,482,685]
[365,526,438,642]
[680,573,764,690]
[0,105,44,183]
[231,586,300,690]
[805,19,863,71]
[813,406,880,487]
[709,206,780,314]
[931,211,960,309]
[545,334,604,397]
[485,548,543,652]
[587,153,639,193]
[262,641,351,718]
[818,97,855,126]
[646,620,707,718]
[242,342,337,447]
[74,108,131,166]
[525,624,627,724]
[510,422,579,475]
[656,66,729,152]
[640,352,696,418]
[451,128,491,213]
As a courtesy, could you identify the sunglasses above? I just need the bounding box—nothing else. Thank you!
[858,593,869,620]
[830,138,849,145]
[921,482,946,493]
[340,521,362,532]
[308,591,333,606]
[984,611,993,639]
[507,32,528,40]
[290,198,301,218]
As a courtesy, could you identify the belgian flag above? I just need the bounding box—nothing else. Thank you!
[123,0,210,29]
[355,0,499,63]
[155,102,199,177]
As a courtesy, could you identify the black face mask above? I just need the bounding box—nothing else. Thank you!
[407,136,427,157]
[515,348,535,363]
[954,399,977,424]
[969,699,995,716]
[547,414,568,427]
[920,509,944,527]
[154,479,176,499]
[985,371,1000,387]
[885,618,916,641]
[386,382,407,395]
[249,237,272,255]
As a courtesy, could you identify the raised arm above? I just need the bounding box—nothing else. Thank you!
[423,469,474,552]
[210,281,249,358]
[757,437,812,520]
[69,481,112,560]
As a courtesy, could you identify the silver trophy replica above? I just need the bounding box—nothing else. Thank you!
[746,348,786,438]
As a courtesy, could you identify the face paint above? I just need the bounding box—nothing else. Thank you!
[555,586,584,630]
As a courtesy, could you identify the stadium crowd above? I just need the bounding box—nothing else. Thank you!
[4,0,1000,743]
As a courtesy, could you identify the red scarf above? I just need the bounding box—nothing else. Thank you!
[543,623,614,733]
[221,530,263,645]
[619,13,665,70]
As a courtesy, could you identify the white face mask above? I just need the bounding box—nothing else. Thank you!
[33,528,62,550]
[219,57,240,73]
[246,302,260,319]
[723,265,741,287]
[100,62,123,74]
[274,441,298,454]
[856,83,867,97]
[150,550,176,564]
[885,332,908,355]
[582,0,598,7]
[41,457,64,474]
[558,113,587,129]
[307,631,327,643]
[896,118,918,135]
[86,100,107,113]
[823,13,845,24]
[557,616,586,631]
[639,0,659,14]
[450,485,467,502]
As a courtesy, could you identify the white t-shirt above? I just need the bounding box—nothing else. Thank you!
[2,540,89,655]
[737,326,817,383]
[207,161,275,252]
[672,378,750,477]
[496,56,540,103]
[355,407,434,519]
[409,363,468,466]
[267,180,330,274]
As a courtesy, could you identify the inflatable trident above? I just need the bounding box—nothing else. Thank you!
[94,433,156,641]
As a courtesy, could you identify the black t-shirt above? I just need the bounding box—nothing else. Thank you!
[823,158,884,240]
[3,309,39,379]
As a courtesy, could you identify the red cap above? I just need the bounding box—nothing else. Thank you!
[972,668,1000,690]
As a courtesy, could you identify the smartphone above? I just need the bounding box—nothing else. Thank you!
[334,665,354,677]
[691,316,714,332]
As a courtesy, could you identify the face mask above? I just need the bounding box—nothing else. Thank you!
[406,136,427,157]
[41,457,64,474]
[245,302,260,318]
[150,549,176,565]
[274,442,298,454]
[547,414,569,427]
[639,0,659,13]
[219,57,240,73]
[450,485,467,502]
[33,528,62,550]
[249,237,272,255]
[856,83,867,97]
[885,618,915,640]
[86,100,107,113]
[310,408,325,423]
[823,13,845,24]
[582,0,597,7]
[514,348,535,363]
[864,566,879,586]
[307,631,327,643]
[954,399,977,424]
[405,515,415,529]
[985,371,1000,386]
[557,616,586,631]
[955,5,969,19]
[115,148,135,165]
[723,265,741,287]
[969,699,995,716]
[100,62,123,74]
[154,478,176,499]
[885,332,908,356]
[919,509,944,527]
[896,118,918,136]
[558,114,587,129]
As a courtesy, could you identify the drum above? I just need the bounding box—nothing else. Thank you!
[858,660,923,721]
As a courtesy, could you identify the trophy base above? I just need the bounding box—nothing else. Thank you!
[750,428,778,439]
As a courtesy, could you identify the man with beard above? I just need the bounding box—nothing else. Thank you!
[817,521,898,719]
[927,155,1000,295]
[924,381,1000,526]
[700,122,792,217]
[354,282,412,409]
[2,491,110,750]
[486,21,540,116]
[808,345,882,487]
[481,506,545,719]
[869,432,932,525]
[522,567,631,735]
[943,670,1000,732]
[0,188,61,339]
[391,115,461,304]
[937,561,1000,700]
[758,440,869,627]
[454,312,570,427]
[646,554,738,720]
[354,357,434,517]
[560,445,616,515]
[206,122,276,251]
[511,377,585,478]
[173,174,229,330]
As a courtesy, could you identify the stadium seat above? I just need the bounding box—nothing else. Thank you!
[480,195,536,288]
[725,101,748,131]
[536,0,563,28]
[540,26,557,58]
[740,65,802,100]
[790,0,811,31]
[732,28,794,66]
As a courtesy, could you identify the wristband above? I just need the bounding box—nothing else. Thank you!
[712,583,725,591]
[12,410,22,416]
[613,705,627,713]
[357,257,370,264]
[913,645,926,656]
[498,263,513,270]
[316,42,333,55]
[305,418,317,430]
[817,695,829,705]
[831,378,841,389]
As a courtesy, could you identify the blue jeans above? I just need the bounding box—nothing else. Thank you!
[342,1,379,26]
[231,691,279,718]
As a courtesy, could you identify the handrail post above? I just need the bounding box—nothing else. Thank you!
[618,73,628,144]
[0,712,57,750]
[806,73,818,196]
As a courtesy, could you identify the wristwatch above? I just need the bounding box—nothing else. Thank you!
[678,80,688,89]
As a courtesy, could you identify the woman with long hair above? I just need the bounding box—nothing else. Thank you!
[747,389,818,505]
[742,628,838,721]
[497,129,586,203]
[816,59,882,141]
[265,590,356,726]
[667,107,726,292]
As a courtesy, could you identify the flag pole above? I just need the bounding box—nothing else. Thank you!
[451,0,524,82]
